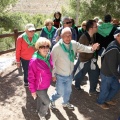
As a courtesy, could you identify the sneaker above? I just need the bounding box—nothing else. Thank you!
[106,100,116,105]
[24,83,28,87]
[63,103,74,109]
[38,113,46,120]
[97,103,109,110]
[50,101,56,109]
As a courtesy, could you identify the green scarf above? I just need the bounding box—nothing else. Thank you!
[32,51,50,67]
[97,23,113,37]
[22,33,39,47]
[43,26,55,39]
[59,40,75,62]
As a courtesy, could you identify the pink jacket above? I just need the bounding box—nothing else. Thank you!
[28,55,53,93]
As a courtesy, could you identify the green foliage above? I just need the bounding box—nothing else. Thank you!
[63,0,120,24]
[0,0,17,13]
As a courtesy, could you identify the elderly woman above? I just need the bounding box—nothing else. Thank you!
[40,19,57,49]
[28,37,53,120]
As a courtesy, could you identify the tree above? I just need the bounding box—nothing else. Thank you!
[63,0,120,24]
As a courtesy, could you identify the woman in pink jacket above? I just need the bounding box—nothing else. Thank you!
[28,37,53,120]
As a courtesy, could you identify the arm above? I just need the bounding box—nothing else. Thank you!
[51,46,58,81]
[52,28,61,45]
[28,59,37,94]
[105,50,120,80]
[16,36,22,67]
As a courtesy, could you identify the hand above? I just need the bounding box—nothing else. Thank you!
[56,36,60,42]
[92,43,100,51]
[32,92,37,100]
[16,63,21,68]
[52,77,57,82]
[119,79,120,83]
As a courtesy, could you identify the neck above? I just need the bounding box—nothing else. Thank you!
[88,31,94,37]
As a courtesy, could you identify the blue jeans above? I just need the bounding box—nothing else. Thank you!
[97,73,120,104]
[74,60,100,92]
[50,74,73,104]
[21,58,30,84]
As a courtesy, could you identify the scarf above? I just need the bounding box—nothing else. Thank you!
[32,51,50,67]
[97,23,113,37]
[43,26,55,39]
[22,32,39,47]
[59,39,75,62]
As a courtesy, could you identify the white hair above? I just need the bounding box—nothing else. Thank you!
[61,27,72,36]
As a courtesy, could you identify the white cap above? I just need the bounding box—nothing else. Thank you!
[25,23,36,31]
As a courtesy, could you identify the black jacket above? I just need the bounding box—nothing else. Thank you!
[101,40,120,80]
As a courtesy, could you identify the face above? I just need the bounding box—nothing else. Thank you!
[91,22,98,33]
[63,19,72,28]
[55,13,60,19]
[46,23,52,31]
[61,32,72,44]
[38,43,50,57]
[116,34,120,44]
[82,24,86,30]
[26,30,35,38]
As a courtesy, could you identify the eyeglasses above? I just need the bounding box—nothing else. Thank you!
[64,21,72,24]
[39,45,50,49]
[29,30,35,32]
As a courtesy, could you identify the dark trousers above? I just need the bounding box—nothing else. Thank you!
[74,60,100,92]
[36,89,50,117]
[21,58,30,84]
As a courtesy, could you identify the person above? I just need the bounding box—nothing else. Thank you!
[97,29,120,110]
[40,19,57,50]
[53,11,62,28]
[96,14,117,49]
[73,20,87,76]
[74,20,100,95]
[50,27,100,109]
[78,20,87,40]
[112,18,119,28]
[28,37,53,120]
[16,23,39,87]
[69,17,79,41]
[52,17,77,45]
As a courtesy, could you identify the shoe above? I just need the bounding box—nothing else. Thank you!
[38,113,46,120]
[97,103,109,110]
[63,103,74,109]
[50,101,56,109]
[24,83,28,87]
[89,91,99,95]
[75,87,83,91]
[106,100,116,105]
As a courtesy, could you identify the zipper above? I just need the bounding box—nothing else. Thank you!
[37,73,42,90]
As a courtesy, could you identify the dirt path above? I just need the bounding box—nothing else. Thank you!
[0,65,120,120]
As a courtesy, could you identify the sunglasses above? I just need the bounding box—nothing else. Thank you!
[64,21,72,24]
[39,45,50,49]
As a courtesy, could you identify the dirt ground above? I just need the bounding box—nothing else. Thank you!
[0,64,120,120]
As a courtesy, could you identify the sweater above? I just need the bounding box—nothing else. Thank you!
[51,39,93,77]
[101,40,120,80]
[79,32,96,62]
[16,33,38,62]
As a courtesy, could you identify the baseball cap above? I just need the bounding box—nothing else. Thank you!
[113,29,120,38]
[25,23,36,31]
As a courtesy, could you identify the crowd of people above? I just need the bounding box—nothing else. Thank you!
[15,11,120,120]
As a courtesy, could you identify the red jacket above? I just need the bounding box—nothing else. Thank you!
[16,34,36,62]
